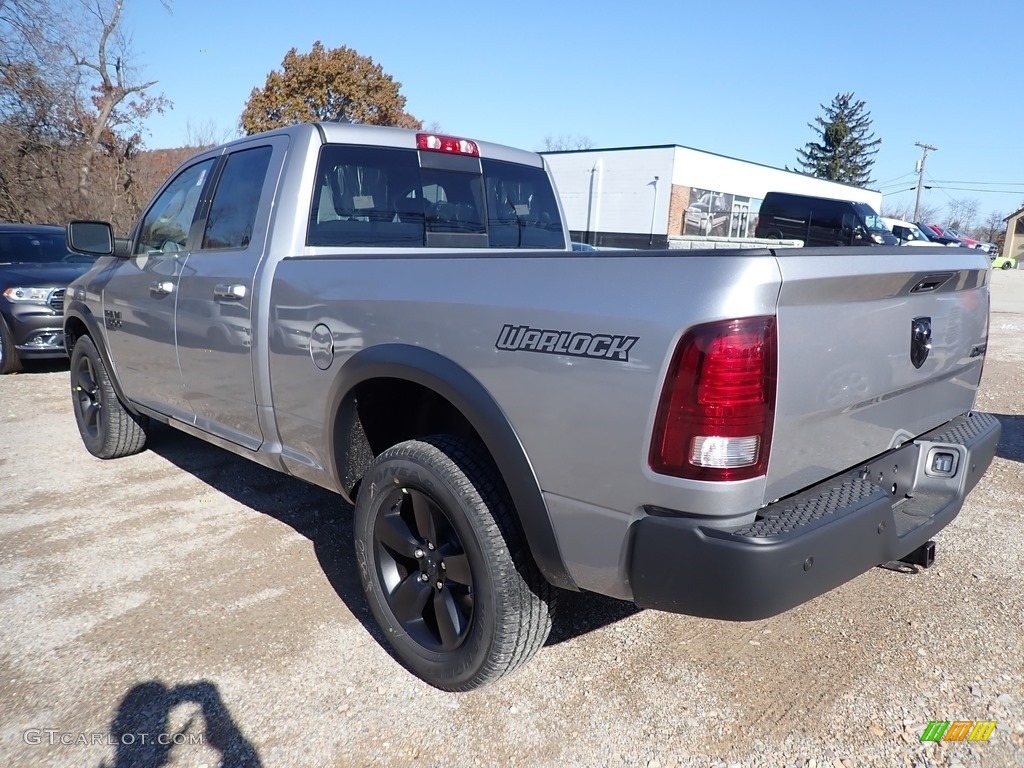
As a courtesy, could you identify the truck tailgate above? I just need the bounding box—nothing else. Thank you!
[766,246,991,505]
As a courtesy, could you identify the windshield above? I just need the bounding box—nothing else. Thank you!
[853,203,888,232]
[0,230,96,265]
[909,224,934,242]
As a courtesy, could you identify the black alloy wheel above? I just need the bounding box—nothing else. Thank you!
[354,436,554,691]
[373,485,474,652]
[72,349,103,443]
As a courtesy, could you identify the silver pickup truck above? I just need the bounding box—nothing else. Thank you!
[64,123,1001,691]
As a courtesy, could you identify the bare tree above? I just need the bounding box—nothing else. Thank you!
[881,199,938,223]
[68,0,170,210]
[945,197,979,232]
[1,0,173,226]
[542,134,595,151]
[0,0,82,221]
[184,118,236,150]
[881,200,912,220]
[980,210,1005,243]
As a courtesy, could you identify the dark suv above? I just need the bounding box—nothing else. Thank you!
[754,192,898,247]
[0,223,97,373]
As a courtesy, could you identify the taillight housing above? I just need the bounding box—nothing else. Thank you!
[416,132,480,156]
[650,316,777,481]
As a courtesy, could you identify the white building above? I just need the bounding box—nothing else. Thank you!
[541,145,883,249]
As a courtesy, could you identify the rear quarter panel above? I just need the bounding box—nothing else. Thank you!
[266,250,783,518]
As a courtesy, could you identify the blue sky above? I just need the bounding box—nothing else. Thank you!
[122,0,1024,225]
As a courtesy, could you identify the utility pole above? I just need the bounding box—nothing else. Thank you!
[913,142,937,221]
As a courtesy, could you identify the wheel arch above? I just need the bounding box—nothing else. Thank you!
[63,305,142,418]
[325,343,577,591]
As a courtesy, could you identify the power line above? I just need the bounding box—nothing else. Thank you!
[879,179,920,191]
[925,172,955,203]
[924,186,1024,194]
[928,180,1024,186]
[887,183,1022,196]
[877,172,918,187]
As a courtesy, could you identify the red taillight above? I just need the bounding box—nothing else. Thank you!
[416,132,480,156]
[649,316,777,481]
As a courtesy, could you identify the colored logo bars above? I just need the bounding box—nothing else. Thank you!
[920,720,997,742]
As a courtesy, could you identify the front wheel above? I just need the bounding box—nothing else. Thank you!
[354,436,554,691]
[70,335,149,458]
[1001,261,1012,270]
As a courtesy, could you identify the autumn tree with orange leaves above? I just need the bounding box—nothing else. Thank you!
[240,42,420,135]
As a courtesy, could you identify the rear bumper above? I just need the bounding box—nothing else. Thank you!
[629,411,1001,620]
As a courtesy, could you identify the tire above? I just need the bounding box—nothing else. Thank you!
[354,436,554,691]
[1001,261,1011,270]
[0,316,23,374]
[70,335,149,459]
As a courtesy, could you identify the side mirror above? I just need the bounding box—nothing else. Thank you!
[67,220,114,256]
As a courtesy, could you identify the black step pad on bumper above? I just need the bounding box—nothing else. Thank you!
[629,412,1001,620]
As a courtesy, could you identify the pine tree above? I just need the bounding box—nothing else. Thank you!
[795,92,881,188]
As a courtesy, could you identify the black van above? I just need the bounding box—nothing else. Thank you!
[754,191,898,247]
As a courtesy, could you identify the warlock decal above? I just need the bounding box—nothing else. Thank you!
[496,324,639,362]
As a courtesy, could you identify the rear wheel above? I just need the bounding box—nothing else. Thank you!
[1001,261,1012,270]
[0,316,23,374]
[354,436,554,691]
[70,335,149,458]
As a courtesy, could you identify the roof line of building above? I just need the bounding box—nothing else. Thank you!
[1003,206,1024,222]
[540,144,881,194]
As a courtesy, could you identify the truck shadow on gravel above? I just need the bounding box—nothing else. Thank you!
[145,425,638,651]
[101,679,261,768]
[994,413,1024,462]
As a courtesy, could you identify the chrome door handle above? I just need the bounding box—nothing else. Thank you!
[150,281,174,295]
[214,284,247,300]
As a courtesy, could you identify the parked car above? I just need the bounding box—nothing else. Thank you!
[915,223,969,247]
[992,253,1017,270]
[925,224,989,250]
[946,228,997,255]
[0,223,97,374]
[882,218,945,247]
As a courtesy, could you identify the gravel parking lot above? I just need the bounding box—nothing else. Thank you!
[1,271,1022,768]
